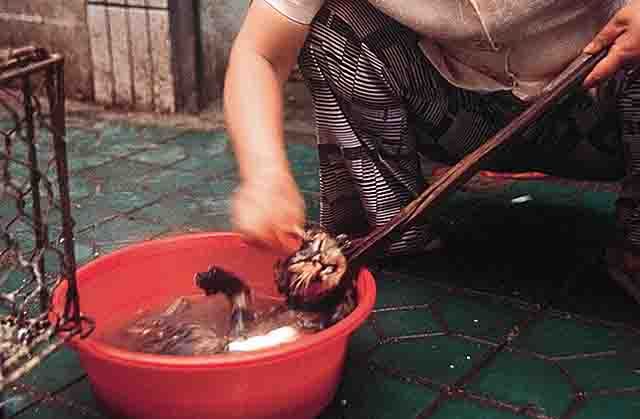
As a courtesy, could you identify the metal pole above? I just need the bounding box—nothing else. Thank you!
[46,58,79,323]
[23,75,49,312]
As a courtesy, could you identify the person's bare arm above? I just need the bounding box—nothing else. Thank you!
[224,0,310,253]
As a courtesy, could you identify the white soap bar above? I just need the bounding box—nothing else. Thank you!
[511,195,533,204]
[228,326,300,352]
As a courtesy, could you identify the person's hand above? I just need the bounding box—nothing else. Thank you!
[584,0,640,88]
[231,171,305,255]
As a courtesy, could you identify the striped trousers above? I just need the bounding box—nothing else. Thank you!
[298,0,640,255]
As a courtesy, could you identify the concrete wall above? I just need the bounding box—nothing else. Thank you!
[87,0,178,112]
[0,0,250,109]
[0,0,93,100]
[198,0,251,106]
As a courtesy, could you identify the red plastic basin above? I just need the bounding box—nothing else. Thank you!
[53,233,376,419]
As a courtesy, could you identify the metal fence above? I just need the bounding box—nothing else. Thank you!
[0,47,91,396]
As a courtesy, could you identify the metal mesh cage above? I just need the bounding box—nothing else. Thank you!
[0,47,91,393]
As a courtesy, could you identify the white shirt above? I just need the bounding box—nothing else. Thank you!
[263,0,626,100]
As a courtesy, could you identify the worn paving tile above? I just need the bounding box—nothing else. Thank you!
[74,241,95,264]
[430,398,526,419]
[287,142,319,170]
[21,200,63,227]
[573,395,640,419]
[183,174,236,195]
[1,199,22,221]
[295,171,320,194]
[1,386,39,417]
[1,162,30,191]
[72,198,152,237]
[303,192,320,222]
[2,139,29,160]
[94,141,153,159]
[84,166,199,203]
[0,118,16,131]
[289,143,319,191]
[468,351,573,418]
[505,180,581,204]
[0,270,27,295]
[128,144,187,166]
[7,119,640,419]
[65,127,100,155]
[581,189,617,215]
[74,215,167,245]
[89,123,157,158]
[502,184,616,244]
[187,194,232,219]
[67,154,114,173]
[18,348,85,393]
[85,126,151,158]
[170,153,237,177]
[134,200,196,228]
[135,201,231,234]
[54,377,107,417]
[171,182,235,226]
[95,123,143,144]
[42,245,71,272]
[347,320,379,358]
[170,132,318,184]
[514,313,631,357]
[325,364,439,419]
[128,169,203,195]
[76,189,159,216]
[71,199,119,230]
[373,271,443,309]
[91,240,147,258]
[559,354,640,392]
[61,176,94,201]
[372,336,490,385]
[374,308,442,338]
[180,213,233,233]
[13,402,104,419]
[80,158,156,185]
[438,293,531,341]
[137,125,183,143]
[133,188,233,233]
[169,130,229,155]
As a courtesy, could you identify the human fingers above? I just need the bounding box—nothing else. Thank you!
[583,12,626,55]
[584,4,640,87]
[231,183,305,254]
[584,41,631,88]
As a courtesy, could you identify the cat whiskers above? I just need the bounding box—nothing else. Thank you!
[293,270,313,295]
[289,262,323,296]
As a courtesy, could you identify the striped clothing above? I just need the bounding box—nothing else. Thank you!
[297,0,640,255]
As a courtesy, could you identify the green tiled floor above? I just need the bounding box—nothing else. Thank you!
[3,116,640,419]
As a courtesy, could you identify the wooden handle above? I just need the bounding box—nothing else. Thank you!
[346,49,609,263]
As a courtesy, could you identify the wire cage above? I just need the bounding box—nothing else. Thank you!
[0,47,92,394]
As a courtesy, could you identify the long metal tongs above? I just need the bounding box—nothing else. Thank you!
[344,49,609,264]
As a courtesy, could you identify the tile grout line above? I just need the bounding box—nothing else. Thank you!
[414,305,547,418]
